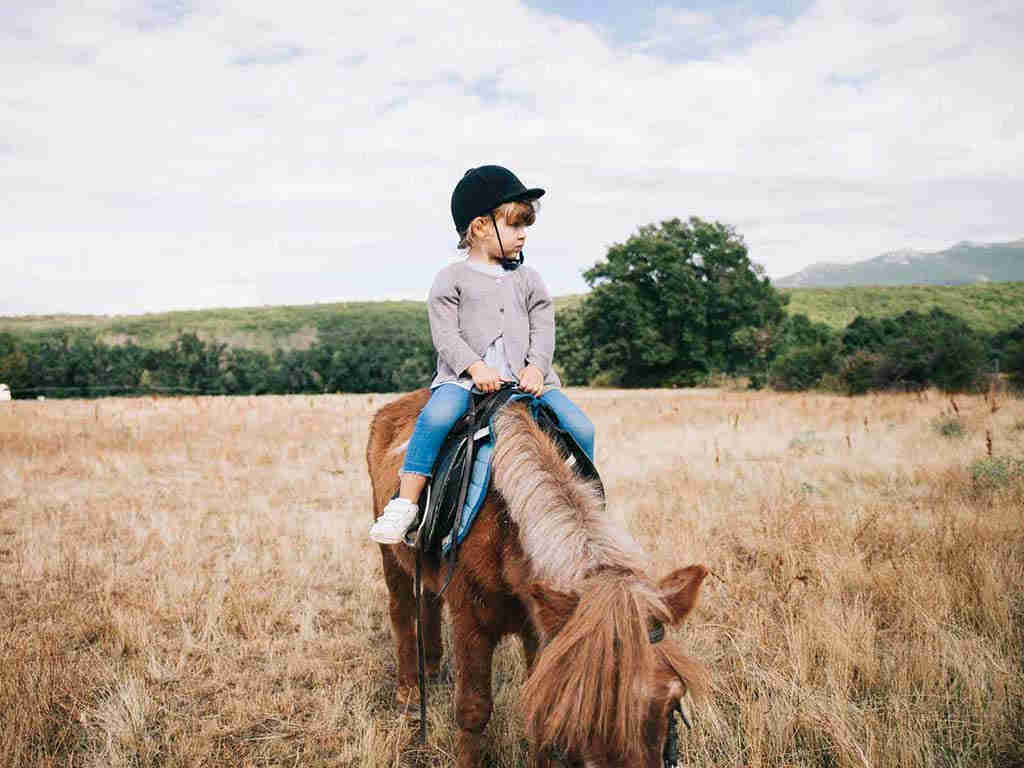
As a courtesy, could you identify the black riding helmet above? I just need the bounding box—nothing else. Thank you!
[451,165,545,270]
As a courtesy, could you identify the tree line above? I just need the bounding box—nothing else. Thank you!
[3,217,1023,398]
[0,320,437,398]
[555,218,1023,393]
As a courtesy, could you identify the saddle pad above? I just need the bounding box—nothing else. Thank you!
[435,392,603,555]
[416,388,517,552]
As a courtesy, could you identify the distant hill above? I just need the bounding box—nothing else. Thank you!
[1,285,1020,353]
[783,282,1024,334]
[0,296,583,353]
[776,239,1024,288]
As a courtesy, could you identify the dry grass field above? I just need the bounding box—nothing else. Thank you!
[2,388,1023,768]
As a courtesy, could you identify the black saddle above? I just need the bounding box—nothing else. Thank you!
[406,384,604,556]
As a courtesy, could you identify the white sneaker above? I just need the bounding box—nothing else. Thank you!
[370,498,420,544]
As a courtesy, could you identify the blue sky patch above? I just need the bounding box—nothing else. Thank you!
[525,0,811,48]
[232,44,306,68]
[132,0,195,31]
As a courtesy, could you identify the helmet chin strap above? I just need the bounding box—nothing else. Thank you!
[490,212,523,271]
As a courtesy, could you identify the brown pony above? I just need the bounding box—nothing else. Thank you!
[367,389,709,768]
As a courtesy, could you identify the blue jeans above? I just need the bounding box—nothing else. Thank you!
[401,384,596,476]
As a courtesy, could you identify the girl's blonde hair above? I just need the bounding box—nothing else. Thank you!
[457,199,539,250]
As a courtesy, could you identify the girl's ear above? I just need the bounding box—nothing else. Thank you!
[469,215,491,243]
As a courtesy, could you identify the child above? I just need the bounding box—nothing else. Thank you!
[369,165,596,544]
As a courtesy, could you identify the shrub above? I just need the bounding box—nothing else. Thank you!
[1004,340,1024,390]
[788,431,824,455]
[839,350,881,395]
[588,369,625,388]
[768,343,838,391]
[929,325,986,391]
[839,309,986,392]
[969,456,1024,489]
[932,417,965,438]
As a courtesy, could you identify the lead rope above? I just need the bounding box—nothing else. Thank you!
[414,542,427,744]
[415,394,480,742]
[663,706,680,768]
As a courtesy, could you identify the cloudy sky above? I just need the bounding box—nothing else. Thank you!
[2,0,1021,316]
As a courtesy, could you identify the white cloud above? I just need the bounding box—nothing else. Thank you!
[1,0,1021,315]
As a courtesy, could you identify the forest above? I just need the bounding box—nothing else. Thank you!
[2,218,1023,398]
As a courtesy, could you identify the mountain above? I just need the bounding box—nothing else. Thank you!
[775,239,1024,288]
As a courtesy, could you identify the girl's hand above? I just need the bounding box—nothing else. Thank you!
[517,365,544,395]
[467,361,502,393]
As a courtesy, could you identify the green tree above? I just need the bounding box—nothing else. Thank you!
[557,217,786,387]
[695,222,788,371]
[554,305,595,386]
[768,342,840,391]
[991,322,1024,376]
[0,333,29,394]
[1005,340,1024,390]
[157,333,227,393]
[391,349,435,391]
[838,350,883,395]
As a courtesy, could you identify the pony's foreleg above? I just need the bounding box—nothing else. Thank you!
[452,611,497,768]
[380,544,420,713]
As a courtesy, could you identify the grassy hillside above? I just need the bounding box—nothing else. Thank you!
[0,301,428,352]
[783,282,1024,334]
[1,284,1020,353]
[0,296,586,352]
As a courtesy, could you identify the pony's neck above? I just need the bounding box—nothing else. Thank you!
[490,406,649,591]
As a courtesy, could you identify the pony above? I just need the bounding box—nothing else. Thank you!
[367,389,709,768]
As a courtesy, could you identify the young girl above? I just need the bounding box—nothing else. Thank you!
[369,165,596,544]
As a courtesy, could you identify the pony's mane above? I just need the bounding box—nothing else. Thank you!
[490,405,649,590]
[521,574,670,762]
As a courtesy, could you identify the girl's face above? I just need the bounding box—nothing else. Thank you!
[479,214,527,261]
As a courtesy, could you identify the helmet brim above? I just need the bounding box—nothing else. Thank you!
[501,187,545,205]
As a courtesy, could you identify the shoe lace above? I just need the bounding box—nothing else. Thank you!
[380,504,412,522]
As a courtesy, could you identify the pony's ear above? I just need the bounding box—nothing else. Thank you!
[527,582,580,639]
[658,565,708,625]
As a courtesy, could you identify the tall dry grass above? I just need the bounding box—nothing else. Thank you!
[1,389,1022,767]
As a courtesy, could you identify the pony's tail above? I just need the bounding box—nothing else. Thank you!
[522,576,665,762]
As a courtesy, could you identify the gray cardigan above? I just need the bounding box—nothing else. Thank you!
[428,260,562,390]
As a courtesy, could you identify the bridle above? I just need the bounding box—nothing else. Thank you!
[650,619,692,768]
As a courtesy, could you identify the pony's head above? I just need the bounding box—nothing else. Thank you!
[522,565,708,767]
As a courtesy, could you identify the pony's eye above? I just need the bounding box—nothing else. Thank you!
[647,618,665,644]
